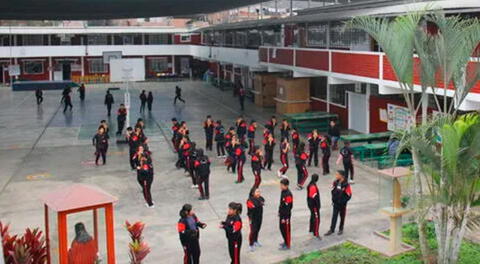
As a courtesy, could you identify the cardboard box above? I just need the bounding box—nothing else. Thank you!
[276,77,310,101]
[276,101,310,114]
[255,93,276,107]
[254,73,277,96]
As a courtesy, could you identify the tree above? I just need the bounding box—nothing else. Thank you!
[348,10,480,264]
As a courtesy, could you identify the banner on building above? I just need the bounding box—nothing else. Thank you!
[387,104,412,131]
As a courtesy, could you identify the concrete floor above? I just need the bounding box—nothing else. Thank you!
[0,81,391,264]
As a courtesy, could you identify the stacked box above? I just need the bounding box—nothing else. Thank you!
[254,73,277,107]
[275,77,311,114]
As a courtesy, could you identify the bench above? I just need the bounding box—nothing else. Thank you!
[340,132,392,144]
[285,112,338,133]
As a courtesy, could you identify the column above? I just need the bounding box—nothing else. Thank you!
[48,57,53,81]
[171,55,176,75]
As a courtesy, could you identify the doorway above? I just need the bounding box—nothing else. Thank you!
[348,91,369,134]
[62,63,71,80]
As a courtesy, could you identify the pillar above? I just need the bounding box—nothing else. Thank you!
[48,57,53,81]
[105,204,116,264]
[57,213,68,264]
[421,93,428,125]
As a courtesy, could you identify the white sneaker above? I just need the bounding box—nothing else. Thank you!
[277,170,282,178]
[254,242,262,247]
[249,246,256,252]
[145,203,155,208]
[349,180,355,184]
[191,185,199,189]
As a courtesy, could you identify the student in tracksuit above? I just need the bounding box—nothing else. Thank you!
[291,128,300,155]
[295,142,309,190]
[247,120,257,155]
[178,204,207,264]
[307,130,321,167]
[225,134,237,173]
[246,187,264,252]
[236,117,247,145]
[61,88,73,112]
[194,149,211,200]
[128,127,143,169]
[278,178,293,250]
[265,116,277,138]
[307,174,321,238]
[171,118,181,152]
[234,139,246,183]
[277,137,290,178]
[320,135,331,175]
[251,147,263,188]
[174,85,186,104]
[139,90,147,113]
[78,83,86,101]
[133,146,154,208]
[263,134,275,170]
[220,202,242,264]
[35,87,43,105]
[116,104,127,135]
[214,120,226,157]
[325,170,352,236]
[188,142,199,188]
[337,141,355,184]
[238,83,246,111]
[176,136,190,169]
[104,90,114,116]
[203,116,214,151]
[147,91,154,111]
[92,126,109,165]
[279,119,291,142]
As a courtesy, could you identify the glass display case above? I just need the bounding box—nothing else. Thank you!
[43,184,118,264]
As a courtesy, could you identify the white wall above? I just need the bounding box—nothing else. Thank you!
[109,58,145,82]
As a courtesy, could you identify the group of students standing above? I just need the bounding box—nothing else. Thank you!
[173,114,355,264]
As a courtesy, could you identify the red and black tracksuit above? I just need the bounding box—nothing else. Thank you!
[329,180,352,233]
[172,124,180,151]
[203,121,214,151]
[307,134,321,167]
[133,154,154,207]
[128,133,142,169]
[265,120,277,138]
[247,124,256,155]
[178,215,205,264]
[320,139,331,175]
[247,196,264,246]
[92,133,109,165]
[279,142,289,176]
[194,156,211,199]
[234,145,246,183]
[236,121,247,144]
[215,125,226,157]
[225,140,236,173]
[291,131,299,154]
[279,189,293,248]
[280,124,290,142]
[340,146,354,180]
[295,152,309,187]
[116,108,127,135]
[263,140,275,170]
[307,182,321,237]
[222,215,242,264]
[251,154,262,188]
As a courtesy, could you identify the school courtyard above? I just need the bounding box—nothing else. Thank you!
[0,81,391,264]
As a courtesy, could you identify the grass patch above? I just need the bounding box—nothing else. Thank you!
[283,223,480,264]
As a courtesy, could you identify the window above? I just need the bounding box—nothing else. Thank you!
[180,35,191,43]
[23,60,44,74]
[247,29,261,48]
[148,34,169,44]
[149,57,169,72]
[329,84,356,106]
[310,77,327,100]
[87,35,108,45]
[225,32,234,46]
[22,35,44,46]
[262,29,281,47]
[88,59,107,73]
[307,23,328,47]
[234,31,247,48]
[329,21,368,50]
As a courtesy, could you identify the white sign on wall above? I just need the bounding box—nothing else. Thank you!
[109,58,145,83]
[387,104,413,131]
[8,65,20,76]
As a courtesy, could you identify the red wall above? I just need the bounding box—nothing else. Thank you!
[369,96,406,133]
[18,58,49,81]
[310,99,327,112]
[173,34,201,45]
[296,50,328,71]
[284,25,295,47]
[259,48,268,62]
[269,48,294,65]
[332,52,379,78]
[330,104,348,129]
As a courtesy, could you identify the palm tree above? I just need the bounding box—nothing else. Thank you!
[398,114,480,264]
[347,10,480,264]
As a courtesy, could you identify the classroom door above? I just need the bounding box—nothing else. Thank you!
[62,63,71,80]
[348,91,368,134]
